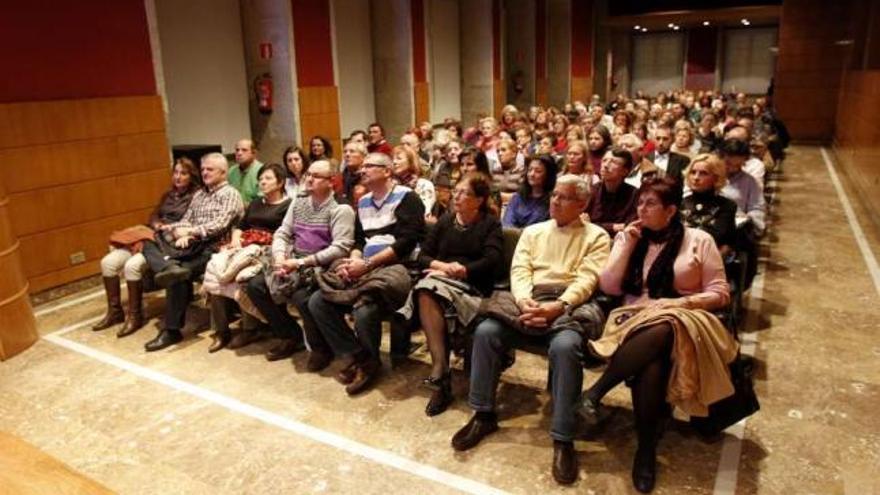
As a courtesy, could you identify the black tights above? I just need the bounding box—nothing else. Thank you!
[585,322,674,448]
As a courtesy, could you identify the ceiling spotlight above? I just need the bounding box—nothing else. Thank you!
[673,25,680,31]
[703,21,710,26]
[641,27,648,32]
[634,25,641,30]
[668,23,675,28]
[741,18,750,25]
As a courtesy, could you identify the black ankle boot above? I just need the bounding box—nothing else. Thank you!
[424,371,453,417]
[632,444,657,493]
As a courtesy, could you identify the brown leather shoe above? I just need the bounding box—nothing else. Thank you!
[117,280,144,337]
[226,330,262,350]
[208,331,231,353]
[344,359,380,395]
[306,351,333,372]
[451,413,498,451]
[265,339,305,361]
[552,440,579,485]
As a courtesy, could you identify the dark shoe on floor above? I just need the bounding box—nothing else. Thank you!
[144,329,183,352]
[208,331,231,353]
[451,412,498,451]
[345,359,380,395]
[632,446,657,493]
[226,330,262,350]
[552,440,579,485]
[265,338,305,361]
[423,372,453,417]
[153,264,191,288]
[576,394,608,426]
[335,361,358,385]
[306,350,333,372]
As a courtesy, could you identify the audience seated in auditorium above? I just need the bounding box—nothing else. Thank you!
[680,154,737,257]
[562,140,598,186]
[367,123,393,156]
[202,163,292,354]
[141,152,244,352]
[586,124,613,175]
[451,175,610,486]
[392,145,436,216]
[308,152,426,395]
[586,148,639,237]
[283,145,310,198]
[228,139,263,205]
[646,125,689,189]
[580,177,736,493]
[489,137,525,205]
[340,140,367,206]
[404,173,503,416]
[93,157,201,337]
[244,160,355,369]
[619,134,659,188]
[502,154,556,229]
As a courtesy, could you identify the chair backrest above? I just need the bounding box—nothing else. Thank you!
[494,227,522,288]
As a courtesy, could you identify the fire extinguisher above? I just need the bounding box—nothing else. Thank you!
[254,73,273,114]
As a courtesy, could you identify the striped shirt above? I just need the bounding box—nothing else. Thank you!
[356,184,425,259]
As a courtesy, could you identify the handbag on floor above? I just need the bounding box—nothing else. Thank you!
[690,354,760,436]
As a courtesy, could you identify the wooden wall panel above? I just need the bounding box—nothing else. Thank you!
[536,78,548,106]
[298,86,341,156]
[414,82,430,125]
[571,76,593,103]
[493,79,506,118]
[775,0,851,141]
[0,95,170,292]
[833,70,880,226]
[0,96,164,148]
[18,207,153,279]
[9,169,167,237]
[0,132,168,194]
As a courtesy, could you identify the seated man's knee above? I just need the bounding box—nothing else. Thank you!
[548,331,583,361]
[473,318,506,343]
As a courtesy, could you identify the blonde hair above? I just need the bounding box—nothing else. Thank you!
[685,153,727,192]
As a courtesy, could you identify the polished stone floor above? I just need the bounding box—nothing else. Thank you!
[2,145,879,494]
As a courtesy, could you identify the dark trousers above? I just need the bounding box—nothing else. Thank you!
[307,291,411,363]
[244,273,314,348]
[142,240,213,332]
[468,318,584,442]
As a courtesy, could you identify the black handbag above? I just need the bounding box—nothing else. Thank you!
[691,354,760,437]
[156,230,211,261]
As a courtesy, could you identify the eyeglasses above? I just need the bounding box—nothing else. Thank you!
[363,162,386,169]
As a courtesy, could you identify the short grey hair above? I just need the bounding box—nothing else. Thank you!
[364,152,392,168]
[555,174,591,202]
[344,141,367,156]
[619,133,644,149]
[202,152,229,171]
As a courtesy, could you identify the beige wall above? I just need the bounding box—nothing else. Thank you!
[154,0,250,153]
[333,0,377,136]
[427,0,461,122]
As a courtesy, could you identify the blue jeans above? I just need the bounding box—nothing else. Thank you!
[468,318,584,442]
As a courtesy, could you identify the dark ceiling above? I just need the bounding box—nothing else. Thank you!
[608,0,782,17]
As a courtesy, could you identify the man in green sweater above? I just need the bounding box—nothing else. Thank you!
[228,139,263,204]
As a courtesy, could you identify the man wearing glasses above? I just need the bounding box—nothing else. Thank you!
[309,152,426,395]
[243,160,356,368]
[451,175,611,486]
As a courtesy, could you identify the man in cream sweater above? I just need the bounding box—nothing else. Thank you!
[450,175,611,486]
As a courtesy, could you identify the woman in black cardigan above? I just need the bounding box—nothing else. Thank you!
[414,172,503,416]
[679,153,737,256]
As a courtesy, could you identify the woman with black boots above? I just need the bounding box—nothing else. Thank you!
[579,177,737,493]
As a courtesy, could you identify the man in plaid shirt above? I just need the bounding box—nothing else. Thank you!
[142,152,244,352]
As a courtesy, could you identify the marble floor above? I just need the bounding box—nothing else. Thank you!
[2,145,879,494]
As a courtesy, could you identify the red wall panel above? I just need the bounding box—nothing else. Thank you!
[0,0,155,103]
[291,0,335,87]
[411,0,427,83]
[571,0,593,78]
[685,27,717,90]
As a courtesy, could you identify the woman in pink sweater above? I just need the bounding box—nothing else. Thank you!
[581,177,731,493]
